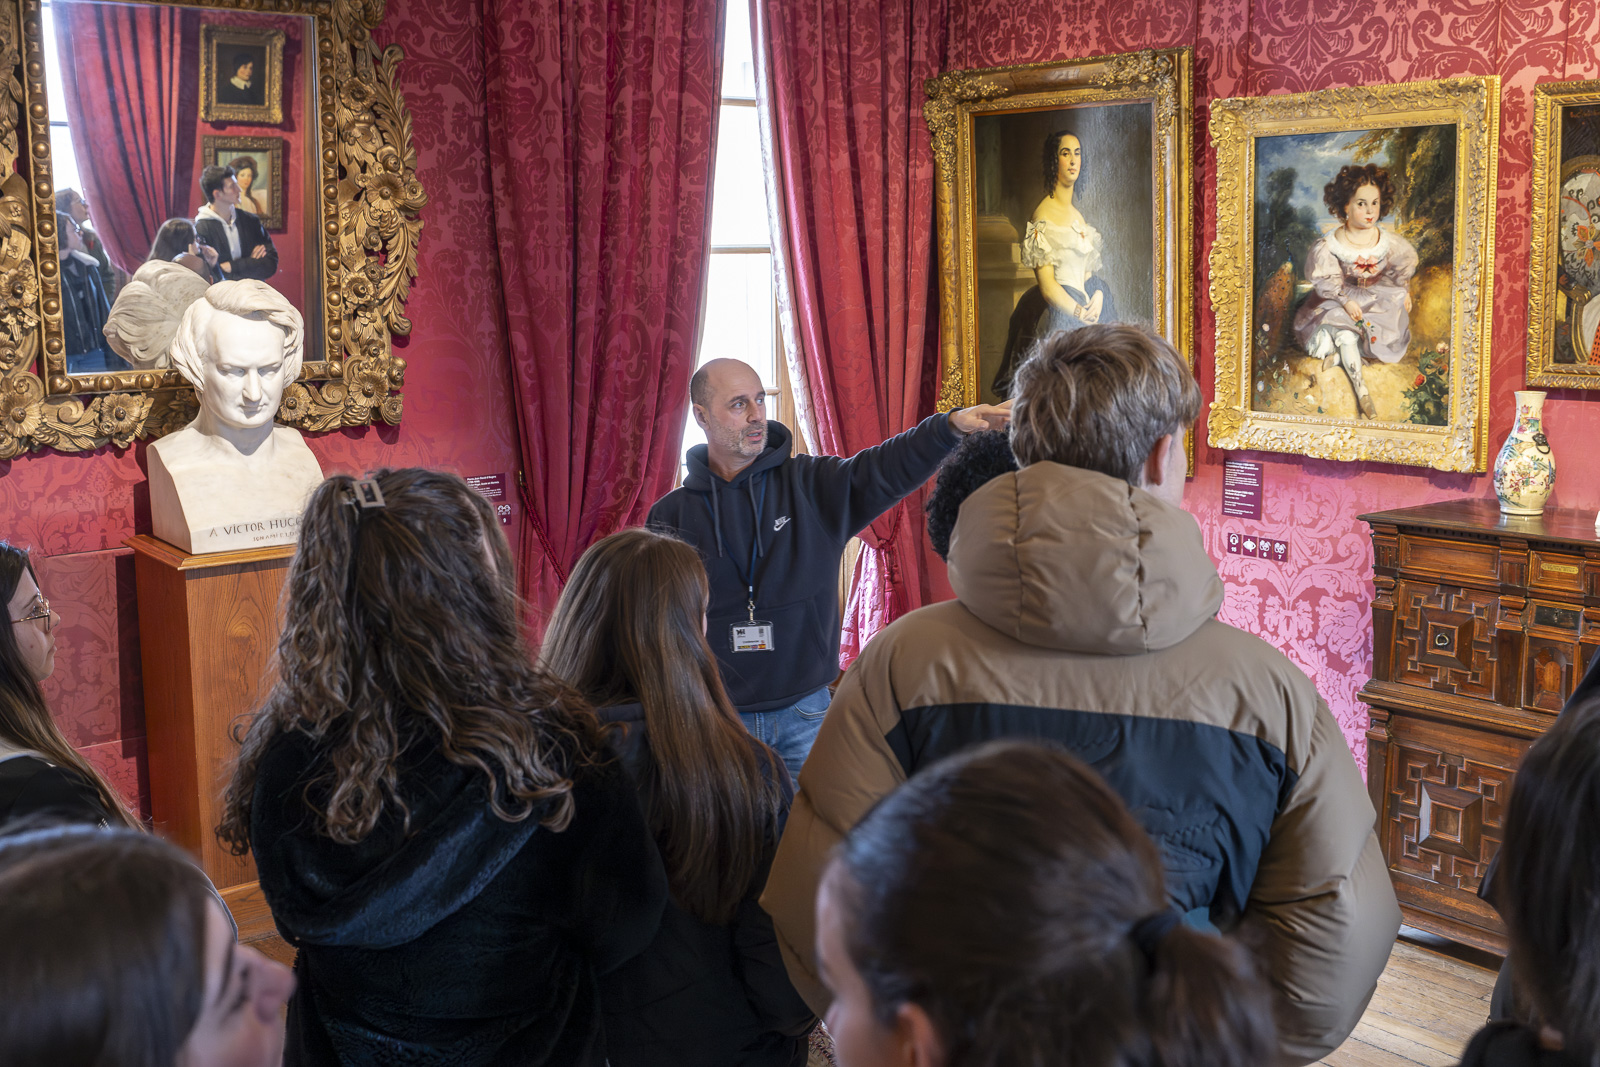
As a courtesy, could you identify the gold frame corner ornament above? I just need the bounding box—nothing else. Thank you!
[1206,76,1499,472]
[924,48,1195,457]
[1526,78,1600,390]
[0,0,426,459]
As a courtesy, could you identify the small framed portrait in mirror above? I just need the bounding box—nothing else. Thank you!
[201,136,284,230]
[200,25,285,125]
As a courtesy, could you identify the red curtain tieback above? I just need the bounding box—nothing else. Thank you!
[516,472,569,587]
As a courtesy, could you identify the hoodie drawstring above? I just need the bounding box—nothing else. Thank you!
[748,472,765,560]
[710,478,725,558]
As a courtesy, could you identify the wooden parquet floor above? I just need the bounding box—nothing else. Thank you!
[1319,933,1499,1067]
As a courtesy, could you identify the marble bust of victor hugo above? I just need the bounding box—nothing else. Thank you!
[146,280,323,554]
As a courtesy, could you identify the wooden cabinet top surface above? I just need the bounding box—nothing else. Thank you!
[1359,499,1600,548]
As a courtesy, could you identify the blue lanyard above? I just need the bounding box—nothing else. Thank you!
[715,474,766,619]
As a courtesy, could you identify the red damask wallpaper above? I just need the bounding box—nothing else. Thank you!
[5,0,1600,814]
[0,0,522,815]
[945,0,1600,774]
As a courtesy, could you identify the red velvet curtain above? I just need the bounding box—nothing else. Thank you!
[54,2,198,274]
[761,0,949,667]
[482,0,723,626]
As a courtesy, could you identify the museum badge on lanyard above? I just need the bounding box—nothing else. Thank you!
[726,475,774,653]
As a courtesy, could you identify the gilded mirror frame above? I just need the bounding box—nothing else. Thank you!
[923,49,1195,427]
[0,0,425,458]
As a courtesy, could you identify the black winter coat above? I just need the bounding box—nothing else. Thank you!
[0,755,109,826]
[194,207,278,280]
[597,703,814,1067]
[250,727,667,1066]
[60,254,110,358]
[647,416,959,713]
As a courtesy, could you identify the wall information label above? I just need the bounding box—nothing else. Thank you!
[1222,459,1263,520]
[466,473,514,526]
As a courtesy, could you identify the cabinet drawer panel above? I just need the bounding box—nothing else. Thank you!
[1528,549,1585,594]
[1398,535,1498,584]
[1382,715,1524,910]
[1391,580,1503,700]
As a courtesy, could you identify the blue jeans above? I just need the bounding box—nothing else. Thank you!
[740,685,832,784]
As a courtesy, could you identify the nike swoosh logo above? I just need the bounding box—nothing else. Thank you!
[774,516,791,531]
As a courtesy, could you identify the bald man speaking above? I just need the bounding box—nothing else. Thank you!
[648,358,1009,780]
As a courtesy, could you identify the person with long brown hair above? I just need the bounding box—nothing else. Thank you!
[542,527,815,1067]
[0,824,294,1067]
[817,739,1277,1067]
[220,469,667,1066]
[0,541,140,828]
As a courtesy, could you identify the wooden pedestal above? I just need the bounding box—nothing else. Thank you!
[1359,501,1600,954]
[127,534,294,943]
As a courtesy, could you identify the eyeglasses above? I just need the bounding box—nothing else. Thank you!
[11,595,54,633]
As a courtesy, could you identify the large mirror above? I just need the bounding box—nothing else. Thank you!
[0,0,425,457]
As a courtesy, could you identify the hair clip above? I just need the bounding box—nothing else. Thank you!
[345,478,386,509]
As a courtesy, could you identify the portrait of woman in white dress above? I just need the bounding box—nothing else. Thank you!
[992,130,1118,397]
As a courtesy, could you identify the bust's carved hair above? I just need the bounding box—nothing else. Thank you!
[103,261,210,370]
[168,280,304,390]
[1323,163,1394,221]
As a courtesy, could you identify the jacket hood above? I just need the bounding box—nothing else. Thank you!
[681,420,793,491]
[946,462,1223,655]
[254,731,545,951]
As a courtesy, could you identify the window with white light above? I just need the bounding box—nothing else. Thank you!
[682,0,794,468]
[40,3,85,204]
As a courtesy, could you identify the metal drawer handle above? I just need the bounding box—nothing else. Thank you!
[1435,633,1451,647]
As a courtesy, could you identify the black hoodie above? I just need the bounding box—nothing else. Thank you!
[647,416,961,713]
[251,728,667,1066]
[596,702,814,1066]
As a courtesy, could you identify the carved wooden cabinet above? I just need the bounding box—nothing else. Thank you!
[1359,500,1600,954]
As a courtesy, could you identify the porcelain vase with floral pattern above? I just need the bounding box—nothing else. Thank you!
[1494,391,1556,516]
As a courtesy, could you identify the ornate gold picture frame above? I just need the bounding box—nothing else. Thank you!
[1208,77,1499,471]
[0,0,426,458]
[1527,79,1600,389]
[925,48,1194,416]
[199,23,284,125]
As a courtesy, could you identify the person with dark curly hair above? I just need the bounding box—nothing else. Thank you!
[1291,162,1418,419]
[923,430,1017,560]
[220,468,668,1066]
